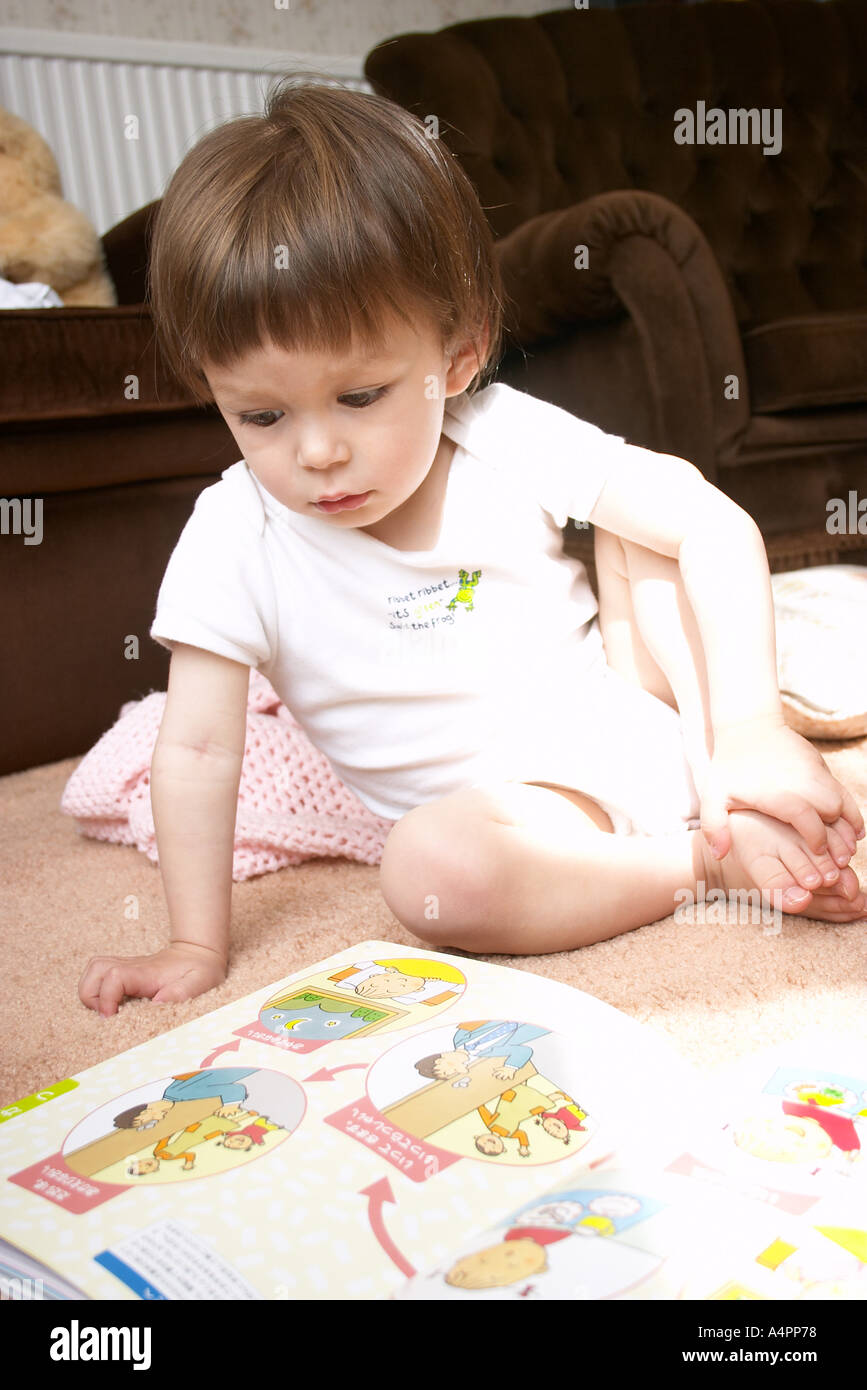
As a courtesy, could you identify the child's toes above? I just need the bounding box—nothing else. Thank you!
[747,855,814,912]
[811,864,864,903]
[776,840,834,893]
[802,890,866,922]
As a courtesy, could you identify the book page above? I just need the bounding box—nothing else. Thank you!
[0,940,697,1300]
[396,1031,867,1300]
[660,1030,867,1300]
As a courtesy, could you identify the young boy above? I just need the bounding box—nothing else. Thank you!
[79,76,864,1016]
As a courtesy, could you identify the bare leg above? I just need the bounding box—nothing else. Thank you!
[594,526,712,794]
[378,782,865,958]
[593,526,858,884]
[380,781,699,953]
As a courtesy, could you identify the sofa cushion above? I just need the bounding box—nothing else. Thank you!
[772,566,867,739]
[743,312,867,413]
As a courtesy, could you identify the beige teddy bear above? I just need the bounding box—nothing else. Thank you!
[0,105,116,305]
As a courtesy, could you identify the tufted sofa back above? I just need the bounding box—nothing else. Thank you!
[365,0,867,332]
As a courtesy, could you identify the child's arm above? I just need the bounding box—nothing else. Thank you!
[589,447,865,859]
[78,644,250,1016]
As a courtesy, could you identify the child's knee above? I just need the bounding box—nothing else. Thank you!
[379,802,498,947]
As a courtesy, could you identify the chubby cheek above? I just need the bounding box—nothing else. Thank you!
[379,402,442,481]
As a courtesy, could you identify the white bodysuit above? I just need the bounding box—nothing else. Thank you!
[150,382,700,835]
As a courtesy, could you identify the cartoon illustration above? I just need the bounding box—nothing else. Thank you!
[437,1189,663,1296]
[785,1081,859,1110]
[326,958,463,1006]
[354,1021,598,1169]
[535,1093,590,1145]
[447,1231,561,1288]
[61,1068,305,1185]
[113,1069,256,1131]
[733,1102,861,1173]
[124,1109,274,1175]
[446,569,481,612]
[475,1087,587,1158]
[415,1021,550,1084]
[249,957,466,1048]
[259,992,391,1042]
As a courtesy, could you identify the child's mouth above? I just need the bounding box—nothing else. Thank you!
[314,491,372,513]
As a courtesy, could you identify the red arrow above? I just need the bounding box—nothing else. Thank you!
[360,1177,416,1279]
[200,1038,242,1068]
[303,1063,369,1082]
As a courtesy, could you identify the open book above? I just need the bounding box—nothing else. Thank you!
[1,940,865,1301]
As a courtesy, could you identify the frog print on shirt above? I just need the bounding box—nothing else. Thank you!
[446,569,482,613]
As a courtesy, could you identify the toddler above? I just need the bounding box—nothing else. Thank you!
[79,76,864,1016]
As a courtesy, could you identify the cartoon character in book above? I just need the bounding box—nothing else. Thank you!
[113,1069,257,1132]
[125,1110,265,1174]
[445,1227,572,1289]
[414,1021,550,1084]
[786,1081,859,1111]
[475,1089,549,1158]
[733,1100,861,1173]
[216,1117,281,1151]
[442,1196,649,1291]
[326,958,463,1006]
[474,1087,588,1158]
[534,1092,590,1145]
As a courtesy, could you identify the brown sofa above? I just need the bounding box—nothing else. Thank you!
[2,0,865,777]
[366,0,867,577]
[0,204,238,775]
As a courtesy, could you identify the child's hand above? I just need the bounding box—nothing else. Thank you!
[699,719,865,877]
[79,942,227,1017]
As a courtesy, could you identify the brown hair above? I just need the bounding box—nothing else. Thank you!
[147,71,505,405]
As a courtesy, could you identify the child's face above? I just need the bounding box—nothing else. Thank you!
[203,314,480,534]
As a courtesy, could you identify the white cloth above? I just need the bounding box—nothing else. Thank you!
[150,382,699,834]
[0,275,63,308]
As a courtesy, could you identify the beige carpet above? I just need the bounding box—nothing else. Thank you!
[2,741,866,1108]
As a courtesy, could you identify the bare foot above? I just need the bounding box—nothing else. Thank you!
[694,809,866,923]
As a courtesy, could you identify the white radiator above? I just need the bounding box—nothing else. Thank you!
[0,28,368,237]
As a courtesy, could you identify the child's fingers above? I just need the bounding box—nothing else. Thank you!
[765,794,830,857]
[699,792,732,859]
[827,820,855,868]
[836,786,865,840]
[152,972,201,1005]
[97,964,145,1017]
[78,957,127,1014]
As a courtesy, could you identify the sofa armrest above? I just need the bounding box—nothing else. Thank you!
[496,189,751,479]
[0,305,228,495]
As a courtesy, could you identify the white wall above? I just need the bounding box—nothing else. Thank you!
[0,0,574,64]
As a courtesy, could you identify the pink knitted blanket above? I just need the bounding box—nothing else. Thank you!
[60,670,396,880]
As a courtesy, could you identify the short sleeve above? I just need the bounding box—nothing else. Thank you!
[150,476,275,668]
[444,382,627,528]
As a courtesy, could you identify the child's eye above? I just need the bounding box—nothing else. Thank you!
[238,388,387,427]
[340,387,389,408]
[239,411,282,428]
